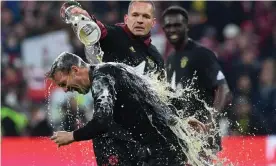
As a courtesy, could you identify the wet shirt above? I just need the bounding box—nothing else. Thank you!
[73,63,176,145]
[166,39,227,119]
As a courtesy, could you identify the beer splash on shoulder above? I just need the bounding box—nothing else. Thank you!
[141,69,231,166]
[45,58,232,165]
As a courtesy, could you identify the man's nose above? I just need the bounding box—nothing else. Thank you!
[167,26,176,33]
[137,16,143,24]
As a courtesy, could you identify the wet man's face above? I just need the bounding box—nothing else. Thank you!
[53,69,90,94]
[125,2,156,36]
[163,14,188,45]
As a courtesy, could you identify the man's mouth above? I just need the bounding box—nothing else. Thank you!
[68,87,79,92]
[169,34,179,40]
[134,27,145,30]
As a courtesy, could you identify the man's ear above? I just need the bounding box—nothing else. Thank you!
[124,14,128,24]
[71,65,79,72]
[152,18,156,28]
[71,66,79,76]
[186,24,189,33]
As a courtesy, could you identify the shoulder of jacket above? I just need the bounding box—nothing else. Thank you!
[192,42,217,59]
[149,44,160,54]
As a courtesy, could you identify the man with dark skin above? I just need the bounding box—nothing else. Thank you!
[162,6,231,154]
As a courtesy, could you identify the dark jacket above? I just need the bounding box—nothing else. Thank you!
[92,16,164,75]
[166,39,228,152]
[73,64,185,165]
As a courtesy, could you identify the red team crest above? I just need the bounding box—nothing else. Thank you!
[108,155,119,166]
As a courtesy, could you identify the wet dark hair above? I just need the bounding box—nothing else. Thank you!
[128,0,155,16]
[162,6,189,24]
[46,52,87,79]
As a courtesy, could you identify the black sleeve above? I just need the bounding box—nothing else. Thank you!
[151,45,165,70]
[165,54,173,78]
[73,72,116,141]
[197,49,227,89]
[165,54,171,70]
[149,45,166,80]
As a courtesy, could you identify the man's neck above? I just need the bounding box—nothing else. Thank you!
[81,67,91,86]
[174,38,188,51]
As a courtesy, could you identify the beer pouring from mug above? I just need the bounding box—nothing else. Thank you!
[60,1,101,46]
[60,1,104,64]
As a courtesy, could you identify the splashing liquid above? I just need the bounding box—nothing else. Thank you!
[128,66,231,166]
[46,57,232,165]
[46,81,54,129]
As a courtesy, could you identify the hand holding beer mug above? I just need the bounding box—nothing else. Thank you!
[60,0,103,64]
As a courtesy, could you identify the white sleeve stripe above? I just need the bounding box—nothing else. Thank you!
[216,71,225,80]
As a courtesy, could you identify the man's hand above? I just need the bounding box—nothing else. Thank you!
[187,118,207,133]
[50,131,75,147]
[70,7,91,19]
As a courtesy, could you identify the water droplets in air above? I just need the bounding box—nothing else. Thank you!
[45,80,93,165]
[136,69,232,166]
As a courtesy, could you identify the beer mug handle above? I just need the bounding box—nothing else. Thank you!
[60,1,82,24]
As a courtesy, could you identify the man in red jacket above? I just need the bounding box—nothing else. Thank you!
[71,0,164,74]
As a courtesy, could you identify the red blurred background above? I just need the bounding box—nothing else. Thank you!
[2,136,276,166]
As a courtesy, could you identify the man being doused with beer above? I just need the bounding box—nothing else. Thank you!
[49,52,210,165]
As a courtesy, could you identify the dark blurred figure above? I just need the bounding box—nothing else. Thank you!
[1,65,27,111]
[1,94,28,136]
[231,47,260,90]
[217,24,241,91]
[235,73,253,98]
[229,95,268,135]
[187,9,208,41]
[205,2,245,42]
[260,23,276,59]
[229,72,268,135]
[253,1,276,48]
[253,58,276,134]
[27,104,53,137]
[92,1,120,24]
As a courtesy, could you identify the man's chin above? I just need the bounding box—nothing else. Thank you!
[133,31,147,36]
[169,39,180,45]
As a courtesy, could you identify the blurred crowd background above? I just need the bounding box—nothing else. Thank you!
[1,1,276,137]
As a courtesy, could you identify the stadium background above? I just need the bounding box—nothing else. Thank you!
[1,1,276,165]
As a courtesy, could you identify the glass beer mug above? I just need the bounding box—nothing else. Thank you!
[60,0,103,64]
